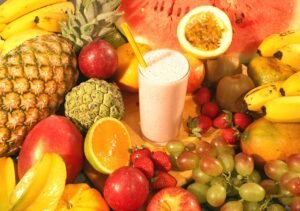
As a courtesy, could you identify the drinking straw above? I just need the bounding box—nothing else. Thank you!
[121,22,148,68]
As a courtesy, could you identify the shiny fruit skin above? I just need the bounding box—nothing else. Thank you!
[103,166,149,211]
[17,115,84,183]
[185,53,205,94]
[146,187,201,211]
[78,39,118,79]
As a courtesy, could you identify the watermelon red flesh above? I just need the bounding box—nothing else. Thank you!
[119,0,297,61]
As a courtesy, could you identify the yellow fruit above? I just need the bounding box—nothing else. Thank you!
[84,117,132,175]
[0,157,16,211]
[56,183,110,211]
[115,43,151,92]
[0,23,6,32]
[177,5,232,59]
[36,12,68,32]
[9,153,66,210]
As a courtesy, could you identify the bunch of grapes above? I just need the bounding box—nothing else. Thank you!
[166,137,300,210]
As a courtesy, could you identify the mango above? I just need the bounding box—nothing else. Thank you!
[241,118,300,166]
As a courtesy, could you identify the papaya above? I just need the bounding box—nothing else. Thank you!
[240,118,300,166]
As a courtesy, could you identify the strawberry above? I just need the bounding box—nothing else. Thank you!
[133,156,154,179]
[130,146,152,164]
[187,115,212,137]
[150,171,177,190]
[201,102,220,119]
[151,151,172,172]
[221,127,240,145]
[194,87,212,105]
[213,111,232,129]
[233,112,252,131]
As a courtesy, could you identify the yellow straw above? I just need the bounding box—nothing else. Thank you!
[121,22,148,68]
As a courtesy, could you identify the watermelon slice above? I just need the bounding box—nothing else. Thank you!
[119,0,300,62]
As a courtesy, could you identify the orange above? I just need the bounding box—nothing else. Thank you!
[115,43,151,92]
[84,117,132,174]
[56,183,110,211]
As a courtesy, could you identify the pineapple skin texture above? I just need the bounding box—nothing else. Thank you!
[0,34,78,156]
[64,79,125,132]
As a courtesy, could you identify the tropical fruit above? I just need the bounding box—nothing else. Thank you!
[241,118,300,166]
[119,0,300,61]
[64,79,125,132]
[84,117,131,174]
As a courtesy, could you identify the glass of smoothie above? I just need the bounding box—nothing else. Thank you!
[138,49,189,146]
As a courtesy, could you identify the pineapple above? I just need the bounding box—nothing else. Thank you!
[0,0,122,156]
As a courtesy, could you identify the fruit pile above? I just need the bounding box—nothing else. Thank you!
[0,0,300,210]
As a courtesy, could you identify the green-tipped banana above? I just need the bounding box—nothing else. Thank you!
[281,72,300,96]
[257,30,300,57]
[244,81,284,111]
[274,44,300,71]
[262,96,300,123]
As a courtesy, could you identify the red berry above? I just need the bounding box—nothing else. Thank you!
[133,157,155,179]
[187,115,212,137]
[130,147,152,164]
[151,151,172,172]
[213,111,232,129]
[201,102,220,119]
[150,171,177,190]
[233,112,252,131]
[194,87,212,105]
[221,128,240,145]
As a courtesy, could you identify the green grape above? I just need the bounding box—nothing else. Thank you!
[260,179,279,195]
[278,188,293,205]
[239,182,266,202]
[187,182,209,203]
[210,176,228,190]
[231,177,243,187]
[206,184,227,207]
[220,201,243,211]
[176,151,199,171]
[290,197,300,210]
[280,171,300,189]
[218,153,234,173]
[286,177,300,196]
[287,154,300,173]
[196,140,217,157]
[200,156,223,177]
[211,136,227,148]
[248,170,262,183]
[185,142,196,152]
[166,140,185,157]
[264,160,288,181]
[243,201,261,211]
[266,204,286,211]
[216,145,235,156]
[235,153,254,176]
[192,167,212,184]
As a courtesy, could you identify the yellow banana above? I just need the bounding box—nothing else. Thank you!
[0,39,4,52]
[263,96,300,123]
[0,0,67,24]
[36,12,68,33]
[244,81,284,111]
[273,44,300,71]
[0,23,6,32]
[281,71,300,96]
[257,30,300,57]
[1,29,51,56]
[0,1,74,39]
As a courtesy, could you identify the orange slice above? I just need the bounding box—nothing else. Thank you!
[84,117,132,174]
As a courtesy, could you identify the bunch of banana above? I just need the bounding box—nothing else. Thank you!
[244,72,300,123]
[257,29,300,71]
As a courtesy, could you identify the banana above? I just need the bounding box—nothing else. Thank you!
[273,44,300,71]
[0,39,4,52]
[0,1,74,40]
[0,0,67,24]
[257,30,300,57]
[1,29,51,56]
[244,81,284,112]
[0,23,6,32]
[281,71,300,96]
[36,12,68,33]
[262,96,300,123]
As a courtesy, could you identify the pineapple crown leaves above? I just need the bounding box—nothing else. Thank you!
[61,0,122,51]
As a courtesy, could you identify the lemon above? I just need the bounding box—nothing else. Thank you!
[177,6,233,59]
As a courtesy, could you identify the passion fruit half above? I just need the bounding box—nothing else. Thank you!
[177,6,233,59]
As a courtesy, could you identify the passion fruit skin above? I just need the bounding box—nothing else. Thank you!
[177,5,233,59]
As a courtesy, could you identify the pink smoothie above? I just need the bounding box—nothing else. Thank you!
[138,49,189,146]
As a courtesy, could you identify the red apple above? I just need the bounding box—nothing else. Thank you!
[185,53,205,94]
[147,187,201,211]
[104,166,149,211]
[18,115,84,183]
[78,39,118,79]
